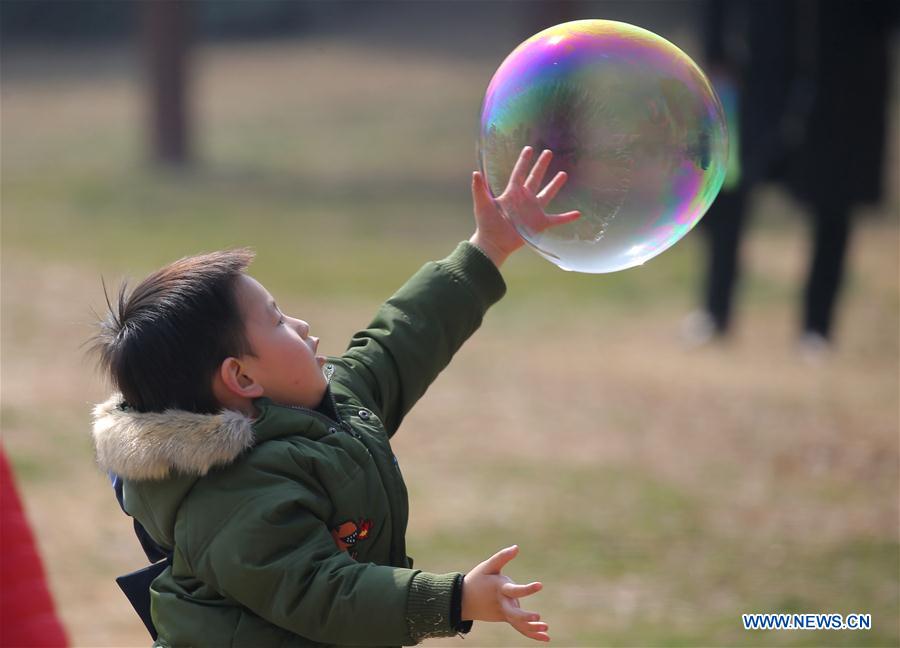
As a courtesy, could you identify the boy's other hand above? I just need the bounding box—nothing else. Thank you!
[470,146,581,268]
[462,545,550,642]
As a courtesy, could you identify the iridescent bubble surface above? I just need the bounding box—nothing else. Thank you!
[478,20,728,273]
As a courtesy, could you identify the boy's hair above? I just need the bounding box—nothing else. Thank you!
[90,249,255,414]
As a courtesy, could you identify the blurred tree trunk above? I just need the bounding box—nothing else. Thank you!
[142,0,191,166]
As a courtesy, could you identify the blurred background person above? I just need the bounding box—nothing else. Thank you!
[684,0,896,357]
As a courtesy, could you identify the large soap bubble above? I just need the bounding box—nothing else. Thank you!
[478,20,728,273]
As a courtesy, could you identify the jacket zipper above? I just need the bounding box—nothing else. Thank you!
[277,386,346,430]
[279,387,367,445]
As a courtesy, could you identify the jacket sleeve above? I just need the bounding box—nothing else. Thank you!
[184,475,463,645]
[334,241,506,436]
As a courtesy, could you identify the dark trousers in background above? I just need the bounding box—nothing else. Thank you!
[699,189,852,340]
[803,202,852,339]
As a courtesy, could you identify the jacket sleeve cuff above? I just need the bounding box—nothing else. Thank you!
[451,572,474,635]
[406,571,465,641]
[437,241,507,312]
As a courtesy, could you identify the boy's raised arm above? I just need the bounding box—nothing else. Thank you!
[334,147,578,435]
[336,240,505,435]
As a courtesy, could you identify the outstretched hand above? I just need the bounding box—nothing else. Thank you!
[462,545,550,642]
[470,146,581,268]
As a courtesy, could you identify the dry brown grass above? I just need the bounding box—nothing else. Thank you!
[3,213,897,645]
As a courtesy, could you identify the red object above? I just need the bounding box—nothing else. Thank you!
[0,446,68,647]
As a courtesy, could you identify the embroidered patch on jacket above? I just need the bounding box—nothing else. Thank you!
[330,518,373,560]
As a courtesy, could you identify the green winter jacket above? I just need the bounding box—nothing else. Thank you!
[91,242,506,647]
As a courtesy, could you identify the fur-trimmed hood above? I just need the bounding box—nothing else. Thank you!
[91,393,256,481]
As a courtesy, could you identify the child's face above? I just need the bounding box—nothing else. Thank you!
[235,274,328,409]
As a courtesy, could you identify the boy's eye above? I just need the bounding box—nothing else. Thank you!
[278,315,285,325]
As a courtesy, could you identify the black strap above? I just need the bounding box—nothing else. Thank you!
[115,557,171,640]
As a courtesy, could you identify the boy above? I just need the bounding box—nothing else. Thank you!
[91,147,579,646]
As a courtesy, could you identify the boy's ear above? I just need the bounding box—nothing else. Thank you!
[218,357,264,399]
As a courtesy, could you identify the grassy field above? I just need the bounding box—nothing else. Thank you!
[2,39,898,647]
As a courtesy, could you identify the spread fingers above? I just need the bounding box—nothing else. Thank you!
[509,146,535,187]
[525,149,553,193]
[537,171,569,206]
